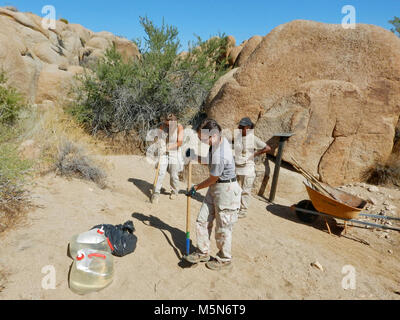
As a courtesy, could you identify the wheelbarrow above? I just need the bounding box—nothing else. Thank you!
[291,180,400,234]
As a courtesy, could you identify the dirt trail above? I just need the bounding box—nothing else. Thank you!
[0,155,399,300]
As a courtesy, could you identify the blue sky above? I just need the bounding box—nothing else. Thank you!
[3,1,400,51]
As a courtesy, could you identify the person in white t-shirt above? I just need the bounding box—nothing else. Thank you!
[151,113,184,204]
[234,117,271,219]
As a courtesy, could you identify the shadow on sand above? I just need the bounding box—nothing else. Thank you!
[131,212,197,268]
[128,177,205,204]
[267,203,345,236]
[128,178,170,199]
[267,203,371,245]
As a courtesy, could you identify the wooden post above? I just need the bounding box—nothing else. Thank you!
[269,134,294,203]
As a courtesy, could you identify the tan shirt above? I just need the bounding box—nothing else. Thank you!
[234,132,266,176]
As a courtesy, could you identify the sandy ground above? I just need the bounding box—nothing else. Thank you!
[0,155,399,300]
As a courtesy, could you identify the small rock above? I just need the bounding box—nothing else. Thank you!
[388,250,393,254]
[368,186,379,193]
[89,188,94,192]
[383,200,390,206]
[368,197,378,205]
[311,261,324,271]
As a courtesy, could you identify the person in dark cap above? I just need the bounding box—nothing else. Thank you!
[234,117,271,218]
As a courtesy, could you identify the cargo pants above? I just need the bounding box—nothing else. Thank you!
[154,153,180,195]
[237,174,256,214]
[196,181,242,262]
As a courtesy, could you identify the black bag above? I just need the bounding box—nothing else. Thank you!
[92,221,137,257]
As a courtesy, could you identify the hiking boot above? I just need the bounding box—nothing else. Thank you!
[184,251,210,264]
[206,259,232,271]
[151,193,160,204]
[169,192,177,200]
[238,211,247,219]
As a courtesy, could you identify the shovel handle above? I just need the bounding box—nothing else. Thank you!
[186,162,192,256]
[153,157,161,189]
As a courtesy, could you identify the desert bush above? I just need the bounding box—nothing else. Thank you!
[363,155,400,187]
[0,72,24,125]
[59,18,69,24]
[55,140,107,188]
[390,16,400,37]
[70,16,230,148]
[0,75,31,233]
[0,127,32,234]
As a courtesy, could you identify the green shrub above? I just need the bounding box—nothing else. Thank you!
[69,16,231,145]
[59,18,69,24]
[389,16,400,37]
[0,73,31,233]
[0,125,31,234]
[0,72,24,125]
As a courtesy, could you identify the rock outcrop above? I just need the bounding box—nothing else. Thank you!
[206,20,400,185]
[0,7,140,103]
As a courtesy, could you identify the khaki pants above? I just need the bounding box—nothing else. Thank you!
[196,181,241,262]
[237,174,256,213]
[154,154,180,194]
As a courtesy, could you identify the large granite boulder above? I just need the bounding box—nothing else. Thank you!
[0,7,140,103]
[206,20,400,185]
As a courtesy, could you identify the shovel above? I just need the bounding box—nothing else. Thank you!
[179,161,198,268]
[185,161,192,256]
[152,156,161,196]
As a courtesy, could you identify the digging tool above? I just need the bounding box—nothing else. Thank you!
[179,161,199,268]
[185,161,192,257]
[152,156,161,195]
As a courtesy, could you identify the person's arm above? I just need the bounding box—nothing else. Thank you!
[194,175,219,191]
[247,136,271,161]
[167,125,184,150]
[254,144,271,157]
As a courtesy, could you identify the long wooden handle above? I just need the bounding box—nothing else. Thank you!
[186,162,192,256]
[153,157,161,189]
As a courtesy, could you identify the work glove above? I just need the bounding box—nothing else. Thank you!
[185,148,196,160]
[186,185,197,198]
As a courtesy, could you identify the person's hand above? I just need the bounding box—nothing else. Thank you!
[186,185,197,197]
[185,148,196,160]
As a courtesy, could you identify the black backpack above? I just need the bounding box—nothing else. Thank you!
[92,221,137,257]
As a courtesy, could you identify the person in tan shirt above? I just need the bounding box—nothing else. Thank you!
[234,117,271,218]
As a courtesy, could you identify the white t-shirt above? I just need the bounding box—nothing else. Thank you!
[234,132,266,176]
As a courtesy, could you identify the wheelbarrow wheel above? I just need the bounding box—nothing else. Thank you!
[295,200,319,224]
